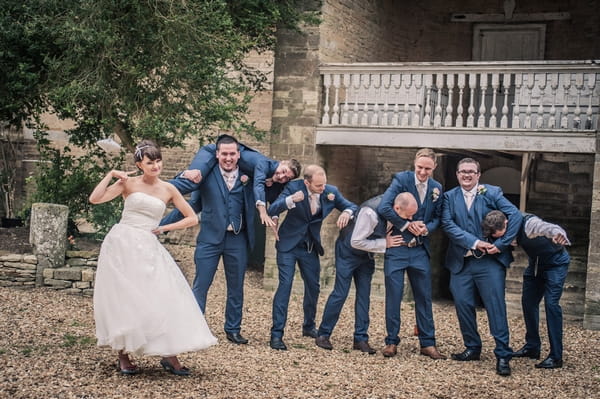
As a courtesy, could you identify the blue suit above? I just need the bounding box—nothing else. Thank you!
[517,213,570,361]
[378,171,443,347]
[442,184,520,359]
[318,196,386,342]
[162,142,284,224]
[268,180,358,339]
[192,166,256,335]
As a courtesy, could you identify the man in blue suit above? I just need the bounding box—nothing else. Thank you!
[377,148,446,360]
[441,157,521,376]
[315,194,405,354]
[162,136,301,227]
[267,165,358,351]
[482,210,570,370]
[191,135,257,345]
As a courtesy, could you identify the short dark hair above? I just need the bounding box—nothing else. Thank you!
[134,140,161,162]
[216,134,239,150]
[287,159,302,179]
[457,157,480,173]
[481,210,507,238]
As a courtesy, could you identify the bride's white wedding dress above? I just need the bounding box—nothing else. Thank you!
[94,192,217,356]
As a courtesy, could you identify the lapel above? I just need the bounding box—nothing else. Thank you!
[456,189,470,227]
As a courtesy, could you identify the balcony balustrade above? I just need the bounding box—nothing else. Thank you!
[319,61,599,133]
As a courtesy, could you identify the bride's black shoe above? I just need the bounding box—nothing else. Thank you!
[160,358,191,376]
[116,360,141,375]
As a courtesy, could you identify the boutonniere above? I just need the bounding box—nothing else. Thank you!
[431,187,440,202]
[265,178,273,187]
[477,185,487,195]
[326,192,335,201]
[240,175,249,185]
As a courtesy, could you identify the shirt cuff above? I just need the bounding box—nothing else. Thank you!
[256,200,266,207]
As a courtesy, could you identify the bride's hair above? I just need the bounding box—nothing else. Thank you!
[134,140,161,163]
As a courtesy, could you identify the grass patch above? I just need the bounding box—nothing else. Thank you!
[62,333,96,348]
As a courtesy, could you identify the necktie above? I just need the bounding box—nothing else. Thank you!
[223,172,235,190]
[310,193,319,215]
[465,191,474,210]
[417,183,426,203]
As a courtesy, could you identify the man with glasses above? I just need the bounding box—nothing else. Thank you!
[377,148,446,360]
[162,135,301,229]
[441,157,521,376]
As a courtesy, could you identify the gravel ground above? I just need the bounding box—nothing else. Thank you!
[1,244,599,399]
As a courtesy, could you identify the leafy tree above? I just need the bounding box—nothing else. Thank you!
[0,0,319,234]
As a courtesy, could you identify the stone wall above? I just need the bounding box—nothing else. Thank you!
[0,254,37,288]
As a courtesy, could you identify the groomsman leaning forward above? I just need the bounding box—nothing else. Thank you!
[315,195,405,354]
[441,157,521,376]
[267,165,358,351]
[378,148,445,360]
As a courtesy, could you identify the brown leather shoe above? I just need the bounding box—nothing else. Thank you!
[353,340,376,354]
[420,346,447,360]
[315,335,333,350]
[382,344,397,358]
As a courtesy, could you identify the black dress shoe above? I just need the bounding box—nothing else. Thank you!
[496,358,511,376]
[512,345,540,359]
[315,336,333,350]
[226,332,248,345]
[353,340,376,354]
[270,337,287,351]
[535,356,563,369]
[302,327,318,338]
[450,349,481,361]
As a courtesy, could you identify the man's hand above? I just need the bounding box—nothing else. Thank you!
[552,233,569,245]
[476,240,499,254]
[407,221,427,236]
[270,218,280,241]
[336,212,351,229]
[181,169,202,184]
[386,231,405,248]
[258,206,276,228]
[291,190,304,203]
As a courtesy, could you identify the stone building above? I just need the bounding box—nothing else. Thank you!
[3,0,599,329]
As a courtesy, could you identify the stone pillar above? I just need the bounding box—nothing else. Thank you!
[30,203,68,286]
[584,150,600,330]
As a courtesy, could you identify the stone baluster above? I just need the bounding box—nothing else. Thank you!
[536,74,547,128]
[560,74,571,129]
[548,73,559,128]
[573,73,585,129]
[401,74,412,127]
[30,203,69,286]
[445,74,455,127]
[477,73,488,128]
[351,74,360,125]
[433,74,443,128]
[467,73,476,127]
[381,74,391,126]
[331,74,341,125]
[585,73,597,129]
[512,73,522,128]
[500,73,511,128]
[360,74,370,126]
[371,74,381,125]
[412,74,423,127]
[489,73,499,128]
[456,74,465,127]
[321,73,331,125]
[423,74,433,126]
[391,74,402,126]
[341,73,350,125]
[524,73,535,129]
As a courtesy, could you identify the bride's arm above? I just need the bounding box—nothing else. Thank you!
[154,183,198,234]
[89,170,135,204]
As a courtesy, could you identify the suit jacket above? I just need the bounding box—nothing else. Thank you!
[442,184,520,274]
[378,171,442,257]
[187,141,283,205]
[197,167,256,249]
[268,180,358,256]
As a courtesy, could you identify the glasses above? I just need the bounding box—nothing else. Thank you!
[457,170,479,175]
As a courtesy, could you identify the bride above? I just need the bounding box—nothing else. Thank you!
[89,139,217,376]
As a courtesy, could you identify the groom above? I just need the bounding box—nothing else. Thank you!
[191,135,256,345]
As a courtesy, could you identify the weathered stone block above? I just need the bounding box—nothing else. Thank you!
[44,278,72,289]
[53,267,82,281]
[42,268,54,279]
[30,203,68,268]
[0,254,22,262]
[22,255,37,264]
[66,258,87,267]
[73,281,90,289]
